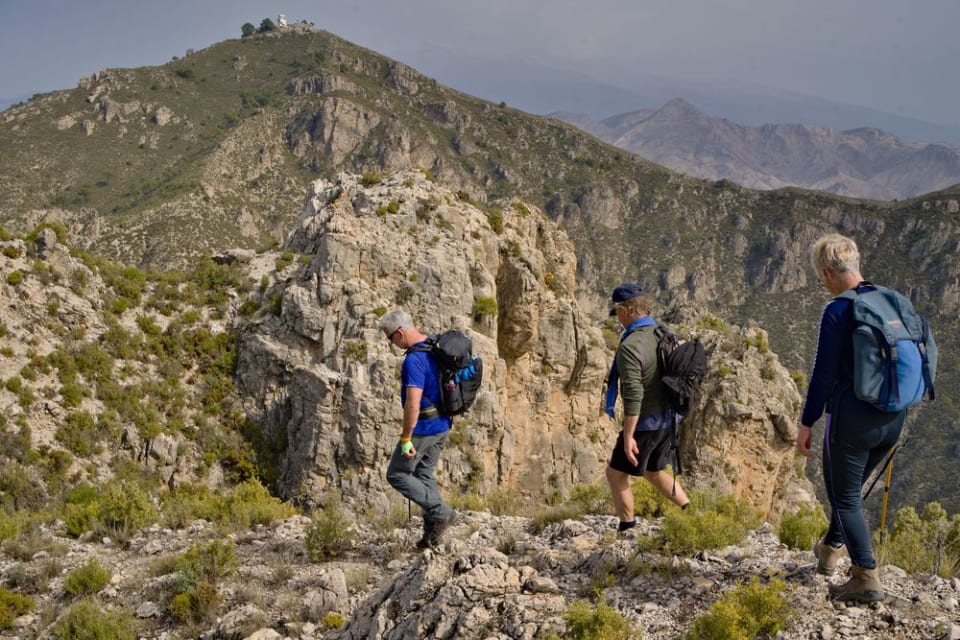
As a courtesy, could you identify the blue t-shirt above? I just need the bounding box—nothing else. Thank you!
[401,344,453,436]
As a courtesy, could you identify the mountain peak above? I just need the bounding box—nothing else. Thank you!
[654,97,706,118]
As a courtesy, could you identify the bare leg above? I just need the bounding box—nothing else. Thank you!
[606,466,634,522]
[643,469,690,507]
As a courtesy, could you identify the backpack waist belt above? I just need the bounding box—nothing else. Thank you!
[419,404,440,419]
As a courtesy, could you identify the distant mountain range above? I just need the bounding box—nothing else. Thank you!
[396,48,960,147]
[553,98,960,200]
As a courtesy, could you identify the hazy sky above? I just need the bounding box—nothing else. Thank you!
[2,0,958,127]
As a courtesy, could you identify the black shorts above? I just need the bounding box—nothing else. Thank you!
[608,427,674,476]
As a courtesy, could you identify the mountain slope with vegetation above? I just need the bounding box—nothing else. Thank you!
[0,22,958,515]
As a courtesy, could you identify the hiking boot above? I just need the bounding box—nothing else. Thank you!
[417,511,458,549]
[813,539,845,576]
[829,565,885,603]
[415,532,434,550]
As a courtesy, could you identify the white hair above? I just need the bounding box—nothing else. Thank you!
[378,309,413,334]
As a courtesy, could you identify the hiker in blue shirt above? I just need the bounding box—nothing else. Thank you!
[604,283,690,534]
[380,309,458,549]
[797,233,903,603]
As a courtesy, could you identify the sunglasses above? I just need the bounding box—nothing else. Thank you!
[387,327,402,343]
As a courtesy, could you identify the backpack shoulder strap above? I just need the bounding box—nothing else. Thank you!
[405,335,437,356]
[654,322,670,341]
[833,281,879,303]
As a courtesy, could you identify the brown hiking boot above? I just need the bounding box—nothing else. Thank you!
[829,565,885,603]
[813,539,845,576]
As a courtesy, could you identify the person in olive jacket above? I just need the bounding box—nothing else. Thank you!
[603,283,690,534]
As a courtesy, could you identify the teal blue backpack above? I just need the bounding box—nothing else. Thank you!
[837,284,937,412]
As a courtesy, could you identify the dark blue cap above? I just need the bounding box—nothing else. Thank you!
[609,283,643,315]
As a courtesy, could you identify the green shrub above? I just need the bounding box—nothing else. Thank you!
[4,377,22,393]
[168,540,236,625]
[541,600,641,640]
[52,598,137,640]
[449,492,485,513]
[321,611,346,630]
[879,502,960,577]
[687,577,791,640]
[305,496,355,561]
[0,587,34,629]
[343,339,368,363]
[169,592,193,622]
[569,482,611,516]
[777,505,827,550]
[695,315,727,332]
[64,482,158,541]
[530,503,583,534]
[632,475,673,518]
[6,271,24,286]
[176,540,238,587]
[63,503,100,539]
[512,201,531,218]
[741,332,769,353]
[56,411,99,455]
[64,559,112,597]
[375,200,399,216]
[360,171,382,186]
[788,370,807,390]
[160,484,224,528]
[238,299,260,316]
[0,512,27,543]
[484,486,526,516]
[473,296,498,317]
[487,208,504,234]
[659,493,761,555]
[0,463,46,512]
[275,251,294,271]
[224,480,296,528]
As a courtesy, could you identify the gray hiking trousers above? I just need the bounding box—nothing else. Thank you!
[386,430,455,526]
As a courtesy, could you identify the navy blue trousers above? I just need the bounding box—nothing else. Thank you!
[822,405,904,568]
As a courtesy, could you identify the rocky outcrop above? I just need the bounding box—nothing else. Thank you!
[235,172,813,519]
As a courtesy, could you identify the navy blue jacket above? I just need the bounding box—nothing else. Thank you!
[801,282,879,427]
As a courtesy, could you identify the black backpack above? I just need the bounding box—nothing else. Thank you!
[654,323,708,474]
[407,330,483,417]
[655,324,708,416]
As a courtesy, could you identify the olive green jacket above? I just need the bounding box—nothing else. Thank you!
[615,325,665,417]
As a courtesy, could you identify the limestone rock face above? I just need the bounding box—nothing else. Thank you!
[235,172,814,519]
[673,321,815,517]
[236,170,612,509]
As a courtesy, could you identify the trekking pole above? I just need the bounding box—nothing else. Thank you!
[861,435,909,502]
[408,498,412,522]
[878,454,896,544]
